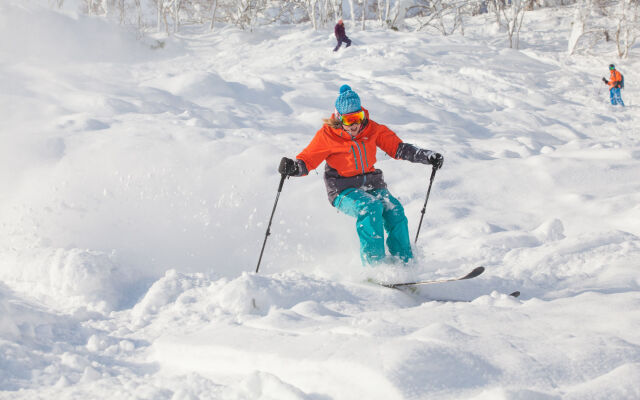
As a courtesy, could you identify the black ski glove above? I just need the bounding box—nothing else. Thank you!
[396,143,444,169]
[428,152,444,170]
[602,77,608,84]
[278,157,299,176]
[278,157,307,177]
[414,149,444,169]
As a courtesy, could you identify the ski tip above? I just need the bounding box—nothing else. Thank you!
[463,266,485,280]
[509,291,520,298]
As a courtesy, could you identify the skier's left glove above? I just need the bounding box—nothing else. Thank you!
[428,152,444,170]
[413,149,443,170]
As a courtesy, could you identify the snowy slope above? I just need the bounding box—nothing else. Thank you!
[1,1,640,399]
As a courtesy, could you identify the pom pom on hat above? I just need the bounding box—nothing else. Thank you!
[335,85,361,115]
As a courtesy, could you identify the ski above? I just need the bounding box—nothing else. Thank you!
[428,290,521,303]
[370,266,521,301]
[376,266,485,289]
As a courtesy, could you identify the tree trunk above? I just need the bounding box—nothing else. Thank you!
[349,0,356,25]
[210,0,218,30]
[361,0,367,30]
[157,0,162,32]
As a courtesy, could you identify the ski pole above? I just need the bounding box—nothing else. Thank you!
[255,173,287,273]
[414,166,438,244]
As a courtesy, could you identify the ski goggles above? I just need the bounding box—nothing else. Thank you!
[339,110,365,126]
[609,65,615,70]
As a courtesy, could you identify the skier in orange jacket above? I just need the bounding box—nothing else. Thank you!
[278,85,443,265]
[602,64,624,106]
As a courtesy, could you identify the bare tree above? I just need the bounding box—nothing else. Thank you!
[387,0,413,29]
[568,0,638,58]
[376,0,393,27]
[567,0,610,54]
[568,0,590,54]
[348,0,357,25]
[410,0,466,35]
[489,0,527,48]
[362,0,368,30]
[330,0,343,21]
[506,0,527,48]
[614,0,639,58]
[210,0,219,29]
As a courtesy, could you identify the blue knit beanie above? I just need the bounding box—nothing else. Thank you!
[335,85,361,115]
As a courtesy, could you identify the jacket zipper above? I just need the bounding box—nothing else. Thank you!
[352,139,366,172]
[350,145,358,171]
[352,139,367,186]
[360,141,369,169]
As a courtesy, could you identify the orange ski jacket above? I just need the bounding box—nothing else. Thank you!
[609,69,622,89]
[296,109,402,177]
[296,109,404,204]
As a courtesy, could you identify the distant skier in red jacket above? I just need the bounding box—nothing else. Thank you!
[334,20,352,52]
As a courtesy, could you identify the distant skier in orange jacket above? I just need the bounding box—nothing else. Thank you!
[602,64,624,106]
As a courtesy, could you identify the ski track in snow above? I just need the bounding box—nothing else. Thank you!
[1,1,640,399]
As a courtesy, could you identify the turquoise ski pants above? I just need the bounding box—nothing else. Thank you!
[334,188,413,265]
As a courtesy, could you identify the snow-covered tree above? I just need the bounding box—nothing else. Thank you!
[489,0,527,48]
[387,0,413,30]
[568,0,639,58]
[614,0,639,58]
[361,0,368,30]
[568,0,591,54]
[410,0,466,35]
[376,0,393,27]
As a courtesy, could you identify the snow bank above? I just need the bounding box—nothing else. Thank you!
[0,283,95,391]
[0,247,131,312]
[149,276,640,399]
[127,270,411,331]
[0,0,151,64]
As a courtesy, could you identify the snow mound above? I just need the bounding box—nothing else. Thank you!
[127,270,400,333]
[0,247,130,312]
[0,283,91,391]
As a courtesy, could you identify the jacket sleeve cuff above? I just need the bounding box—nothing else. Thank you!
[295,159,309,176]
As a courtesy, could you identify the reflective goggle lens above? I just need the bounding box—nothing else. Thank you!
[340,110,365,126]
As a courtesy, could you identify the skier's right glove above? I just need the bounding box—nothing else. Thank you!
[602,77,608,84]
[278,157,306,176]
